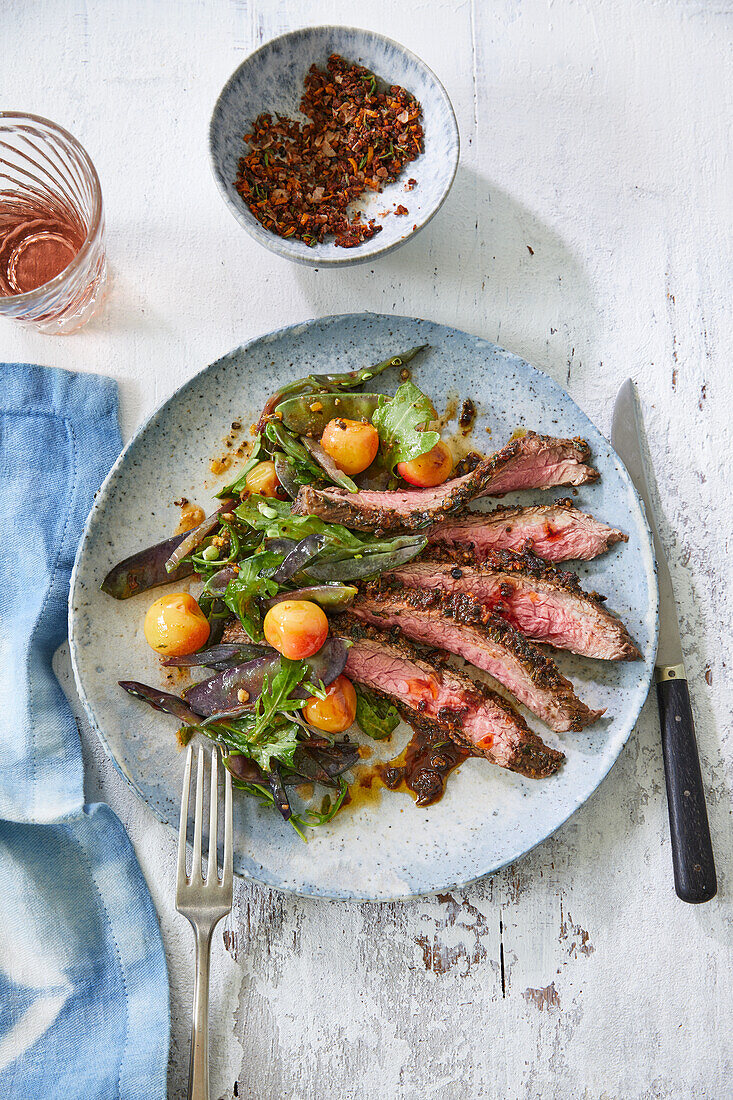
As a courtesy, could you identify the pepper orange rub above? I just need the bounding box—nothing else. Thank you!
[235,54,423,248]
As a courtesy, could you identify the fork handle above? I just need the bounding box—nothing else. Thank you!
[188,925,213,1100]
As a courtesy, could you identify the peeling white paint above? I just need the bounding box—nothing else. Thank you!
[15,1,733,1097]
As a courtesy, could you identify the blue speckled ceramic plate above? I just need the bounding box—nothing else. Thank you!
[69,314,658,901]
[208,27,459,266]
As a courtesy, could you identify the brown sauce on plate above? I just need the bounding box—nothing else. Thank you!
[353,725,470,807]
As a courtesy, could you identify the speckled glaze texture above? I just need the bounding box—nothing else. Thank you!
[208,27,459,267]
[69,314,658,901]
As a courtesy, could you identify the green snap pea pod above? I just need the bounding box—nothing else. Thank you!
[255,345,427,430]
[303,535,428,582]
[275,392,380,437]
[264,584,358,611]
[309,344,428,391]
[273,453,308,499]
[301,437,358,493]
[217,434,270,498]
[265,420,322,474]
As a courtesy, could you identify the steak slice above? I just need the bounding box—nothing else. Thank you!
[336,616,564,778]
[352,580,604,732]
[389,548,641,660]
[293,432,599,534]
[426,500,627,562]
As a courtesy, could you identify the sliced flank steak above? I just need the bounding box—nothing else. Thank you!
[425,499,627,562]
[336,616,564,778]
[351,579,604,732]
[388,547,641,661]
[293,432,599,534]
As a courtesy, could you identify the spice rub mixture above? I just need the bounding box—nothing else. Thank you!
[235,53,423,248]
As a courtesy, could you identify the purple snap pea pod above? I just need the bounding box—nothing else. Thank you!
[291,740,360,787]
[291,637,350,699]
[264,585,357,612]
[205,565,239,596]
[183,653,281,717]
[270,534,327,584]
[119,681,201,725]
[225,754,265,784]
[165,500,235,572]
[162,643,269,670]
[102,533,192,599]
[265,764,292,820]
[273,454,303,500]
[301,437,358,493]
[262,537,298,556]
[182,637,351,717]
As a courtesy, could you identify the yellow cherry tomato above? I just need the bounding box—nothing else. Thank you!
[245,460,280,497]
[143,592,210,656]
[263,600,329,660]
[303,675,357,733]
[397,440,453,488]
[320,418,380,475]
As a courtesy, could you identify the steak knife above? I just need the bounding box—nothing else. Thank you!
[612,379,716,903]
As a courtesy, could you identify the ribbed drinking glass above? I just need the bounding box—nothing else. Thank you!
[0,113,107,334]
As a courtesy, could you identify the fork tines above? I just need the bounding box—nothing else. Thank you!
[176,744,233,902]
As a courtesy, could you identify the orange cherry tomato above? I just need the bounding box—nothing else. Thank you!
[245,460,280,497]
[320,418,380,475]
[397,440,453,488]
[263,600,329,660]
[143,592,210,656]
[303,675,357,733]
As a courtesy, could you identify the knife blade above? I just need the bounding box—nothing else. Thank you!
[612,379,716,903]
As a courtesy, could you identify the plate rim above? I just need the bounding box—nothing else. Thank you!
[69,311,660,901]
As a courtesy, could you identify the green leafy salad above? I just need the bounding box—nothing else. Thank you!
[102,345,449,835]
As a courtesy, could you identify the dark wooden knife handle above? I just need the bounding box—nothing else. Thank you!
[656,676,716,903]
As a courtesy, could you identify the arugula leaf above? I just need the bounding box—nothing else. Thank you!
[216,715,300,773]
[236,495,366,550]
[299,777,349,827]
[371,381,440,471]
[249,720,300,772]
[236,497,427,581]
[222,549,282,640]
[250,658,309,743]
[355,685,400,740]
[210,657,309,772]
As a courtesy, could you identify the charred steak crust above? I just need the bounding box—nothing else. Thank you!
[394,705,565,780]
[404,545,641,660]
[423,543,603,599]
[360,577,580,695]
[293,432,600,534]
[334,615,564,778]
[353,580,603,732]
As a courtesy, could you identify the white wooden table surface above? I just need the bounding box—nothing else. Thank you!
[3,2,732,1097]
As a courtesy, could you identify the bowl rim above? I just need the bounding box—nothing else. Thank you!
[207,25,460,268]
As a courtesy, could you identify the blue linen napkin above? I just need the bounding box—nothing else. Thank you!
[0,363,170,1099]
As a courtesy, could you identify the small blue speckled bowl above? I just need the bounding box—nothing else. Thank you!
[208,26,460,267]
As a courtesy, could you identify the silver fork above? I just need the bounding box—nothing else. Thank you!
[176,744,233,1100]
